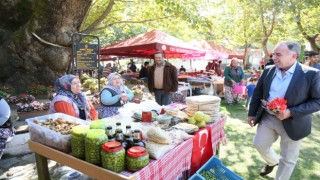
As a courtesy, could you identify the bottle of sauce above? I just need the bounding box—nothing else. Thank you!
[114,122,122,137]
[124,125,133,150]
[106,126,115,142]
[115,129,127,149]
[131,129,145,147]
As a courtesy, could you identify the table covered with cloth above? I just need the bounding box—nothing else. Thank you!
[28,118,226,180]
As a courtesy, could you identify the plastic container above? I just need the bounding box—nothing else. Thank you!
[85,129,108,165]
[126,146,149,172]
[90,120,107,130]
[71,125,90,159]
[188,173,205,180]
[101,142,125,173]
[196,157,244,180]
[26,113,89,153]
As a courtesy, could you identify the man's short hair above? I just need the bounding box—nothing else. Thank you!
[154,51,164,57]
[283,41,301,57]
[308,51,319,57]
[144,61,150,66]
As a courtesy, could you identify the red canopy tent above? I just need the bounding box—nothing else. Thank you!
[100,30,205,59]
[191,40,243,59]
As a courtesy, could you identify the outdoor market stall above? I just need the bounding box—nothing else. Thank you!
[27,98,226,180]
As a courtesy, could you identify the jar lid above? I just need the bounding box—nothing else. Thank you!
[102,142,123,152]
[126,125,131,128]
[134,129,140,133]
[127,146,148,157]
[107,126,112,130]
[116,122,121,125]
[72,125,89,135]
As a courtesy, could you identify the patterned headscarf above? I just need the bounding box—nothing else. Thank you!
[55,75,90,113]
[104,73,126,94]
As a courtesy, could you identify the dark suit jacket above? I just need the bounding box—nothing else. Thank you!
[248,62,320,140]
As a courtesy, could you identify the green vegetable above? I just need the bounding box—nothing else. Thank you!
[85,129,108,165]
[199,170,217,180]
[71,125,90,159]
[101,148,125,173]
[126,154,149,172]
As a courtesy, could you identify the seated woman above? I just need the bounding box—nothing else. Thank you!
[98,73,134,118]
[49,75,98,120]
[0,97,15,159]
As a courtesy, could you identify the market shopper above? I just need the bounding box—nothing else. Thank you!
[223,58,245,105]
[49,75,98,120]
[148,51,178,106]
[247,41,320,180]
[0,97,15,159]
[98,73,134,118]
[304,51,320,69]
[139,61,150,83]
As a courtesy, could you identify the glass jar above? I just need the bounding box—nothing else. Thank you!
[85,129,108,165]
[131,129,145,147]
[126,146,149,172]
[124,125,133,150]
[71,125,90,159]
[106,126,115,142]
[90,120,107,130]
[101,142,126,173]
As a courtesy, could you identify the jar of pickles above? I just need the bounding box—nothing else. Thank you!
[71,125,89,159]
[90,120,107,130]
[85,129,108,165]
[126,146,149,172]
[101,142,125,173]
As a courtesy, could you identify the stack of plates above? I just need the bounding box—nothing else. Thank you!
[185,95,221,121]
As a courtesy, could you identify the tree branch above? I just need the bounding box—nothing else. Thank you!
[266,10,276,37]
[81,0,116,34]
[88,16,173,32]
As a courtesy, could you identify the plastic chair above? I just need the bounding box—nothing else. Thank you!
[177,82,192,96]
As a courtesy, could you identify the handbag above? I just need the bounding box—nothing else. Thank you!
[233,84,244,94]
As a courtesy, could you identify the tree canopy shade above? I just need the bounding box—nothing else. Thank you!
[100,30,205,59]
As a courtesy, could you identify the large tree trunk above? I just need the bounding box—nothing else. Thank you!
[0,0,92,92]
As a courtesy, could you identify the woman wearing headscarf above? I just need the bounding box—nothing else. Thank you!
[0,97,15,159]
[49,75,98,120]
[98,73,134,118]
[224,58,245,105]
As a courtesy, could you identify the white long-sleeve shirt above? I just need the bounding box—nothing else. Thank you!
[0,99,11,126]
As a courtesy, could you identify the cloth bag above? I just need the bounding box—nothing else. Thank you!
[233,84,244,94]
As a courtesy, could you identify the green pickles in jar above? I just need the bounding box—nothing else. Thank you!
[101,142,125,173]
[126,146,149,172]
[71,125,90,159]
[85,129,108,165]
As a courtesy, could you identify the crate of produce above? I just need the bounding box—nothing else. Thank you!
[26,113,89,153]
[196,156,244,180]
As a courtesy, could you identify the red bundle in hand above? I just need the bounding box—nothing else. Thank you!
[268,98,287,114]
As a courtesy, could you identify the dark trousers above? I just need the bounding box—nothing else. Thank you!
[154,89,172,106]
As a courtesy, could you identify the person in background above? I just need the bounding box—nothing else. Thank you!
[248,41,320,179]
[215,60,223,76]
[0,97,15,159]
[245,77,257,110]
[223,58,245,105]
[139,61,150,83]
[49,75,98,120]
[304,51,320,69]
[259,59,265,70]
[205,60,218,72]
[179,65,186,73]
[266,54,274,66]
[104,63,113,77]
[148,51,178,106]
[130,62,137,72]
[98,73,134,118]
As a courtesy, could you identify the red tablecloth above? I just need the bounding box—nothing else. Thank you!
[120,117,226,179]
[121,138,193,179]
[191,117,226,175]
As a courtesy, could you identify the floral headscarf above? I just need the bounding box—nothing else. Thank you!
[55,75,90,114]
[104,73,126,94]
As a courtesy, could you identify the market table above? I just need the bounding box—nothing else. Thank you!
[28,138,193,180]
[28,118,226,180]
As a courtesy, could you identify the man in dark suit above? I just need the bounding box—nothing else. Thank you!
[247,41,320,180]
